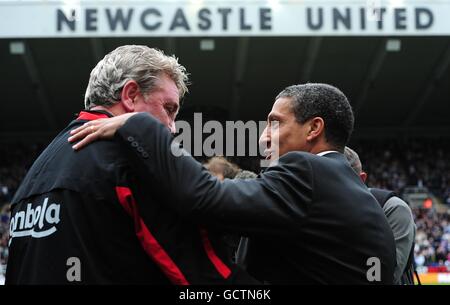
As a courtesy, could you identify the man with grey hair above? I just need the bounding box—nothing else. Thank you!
[344,146,417,285]
[344,146,367,182]
[6,45,256,284]
[84,45,188,133]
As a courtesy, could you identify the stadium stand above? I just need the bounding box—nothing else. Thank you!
[350,138,450,204]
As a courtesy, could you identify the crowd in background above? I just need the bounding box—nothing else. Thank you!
[350,138,450,205]
[0,143,45,205]
[0,144,44,269]
[413,207,450,268]
[0,139,449,274]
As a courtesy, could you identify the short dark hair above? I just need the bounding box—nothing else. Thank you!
[276,83,354,150]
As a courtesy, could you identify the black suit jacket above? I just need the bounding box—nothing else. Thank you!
[116,113,396,284]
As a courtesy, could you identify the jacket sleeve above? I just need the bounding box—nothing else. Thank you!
[383,197,416,283]
[115,112,314,236]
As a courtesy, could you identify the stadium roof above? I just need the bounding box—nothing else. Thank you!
[0,36,449,142]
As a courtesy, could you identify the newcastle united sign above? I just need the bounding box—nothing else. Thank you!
[0,0,449,38]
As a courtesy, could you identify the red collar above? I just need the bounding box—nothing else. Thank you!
[76,111,112,121]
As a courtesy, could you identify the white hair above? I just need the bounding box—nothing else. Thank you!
[84,45,188,109]
[344,146,363,174]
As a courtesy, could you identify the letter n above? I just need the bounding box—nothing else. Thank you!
[57,9,76,32]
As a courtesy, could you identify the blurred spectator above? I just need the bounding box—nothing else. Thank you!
[1,204,11,266]
[203,157,248,262]
[235,170,258,180]
[234,170,258,269]
[204,156,240,180]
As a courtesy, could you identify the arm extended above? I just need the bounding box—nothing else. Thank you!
[117,113,314,236]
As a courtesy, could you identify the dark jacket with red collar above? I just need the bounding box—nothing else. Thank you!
[6,110,254,285]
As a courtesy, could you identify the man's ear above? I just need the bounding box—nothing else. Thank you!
[120,80,140,112]
[306,117,325,142]
[360,171,368,183]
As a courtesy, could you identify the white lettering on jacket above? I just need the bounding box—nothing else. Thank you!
[9,197,61,245]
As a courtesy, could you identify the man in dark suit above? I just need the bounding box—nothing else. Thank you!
[70,83,396,284]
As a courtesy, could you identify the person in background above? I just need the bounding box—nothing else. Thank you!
[204,157,240,181]
[344,146,417,284]
[233,170,258,269]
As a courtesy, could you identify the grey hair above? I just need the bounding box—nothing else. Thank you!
[344,146,363,175]
[234,170,258,180]
[84,45,188,109]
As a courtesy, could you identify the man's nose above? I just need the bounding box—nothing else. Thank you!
[259,126,270,147]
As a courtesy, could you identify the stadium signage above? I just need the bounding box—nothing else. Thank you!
[0,0,449,37]
[56,7,273,33]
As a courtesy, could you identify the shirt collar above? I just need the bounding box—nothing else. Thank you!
[316,150,340,157]
[76,110,114,121]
